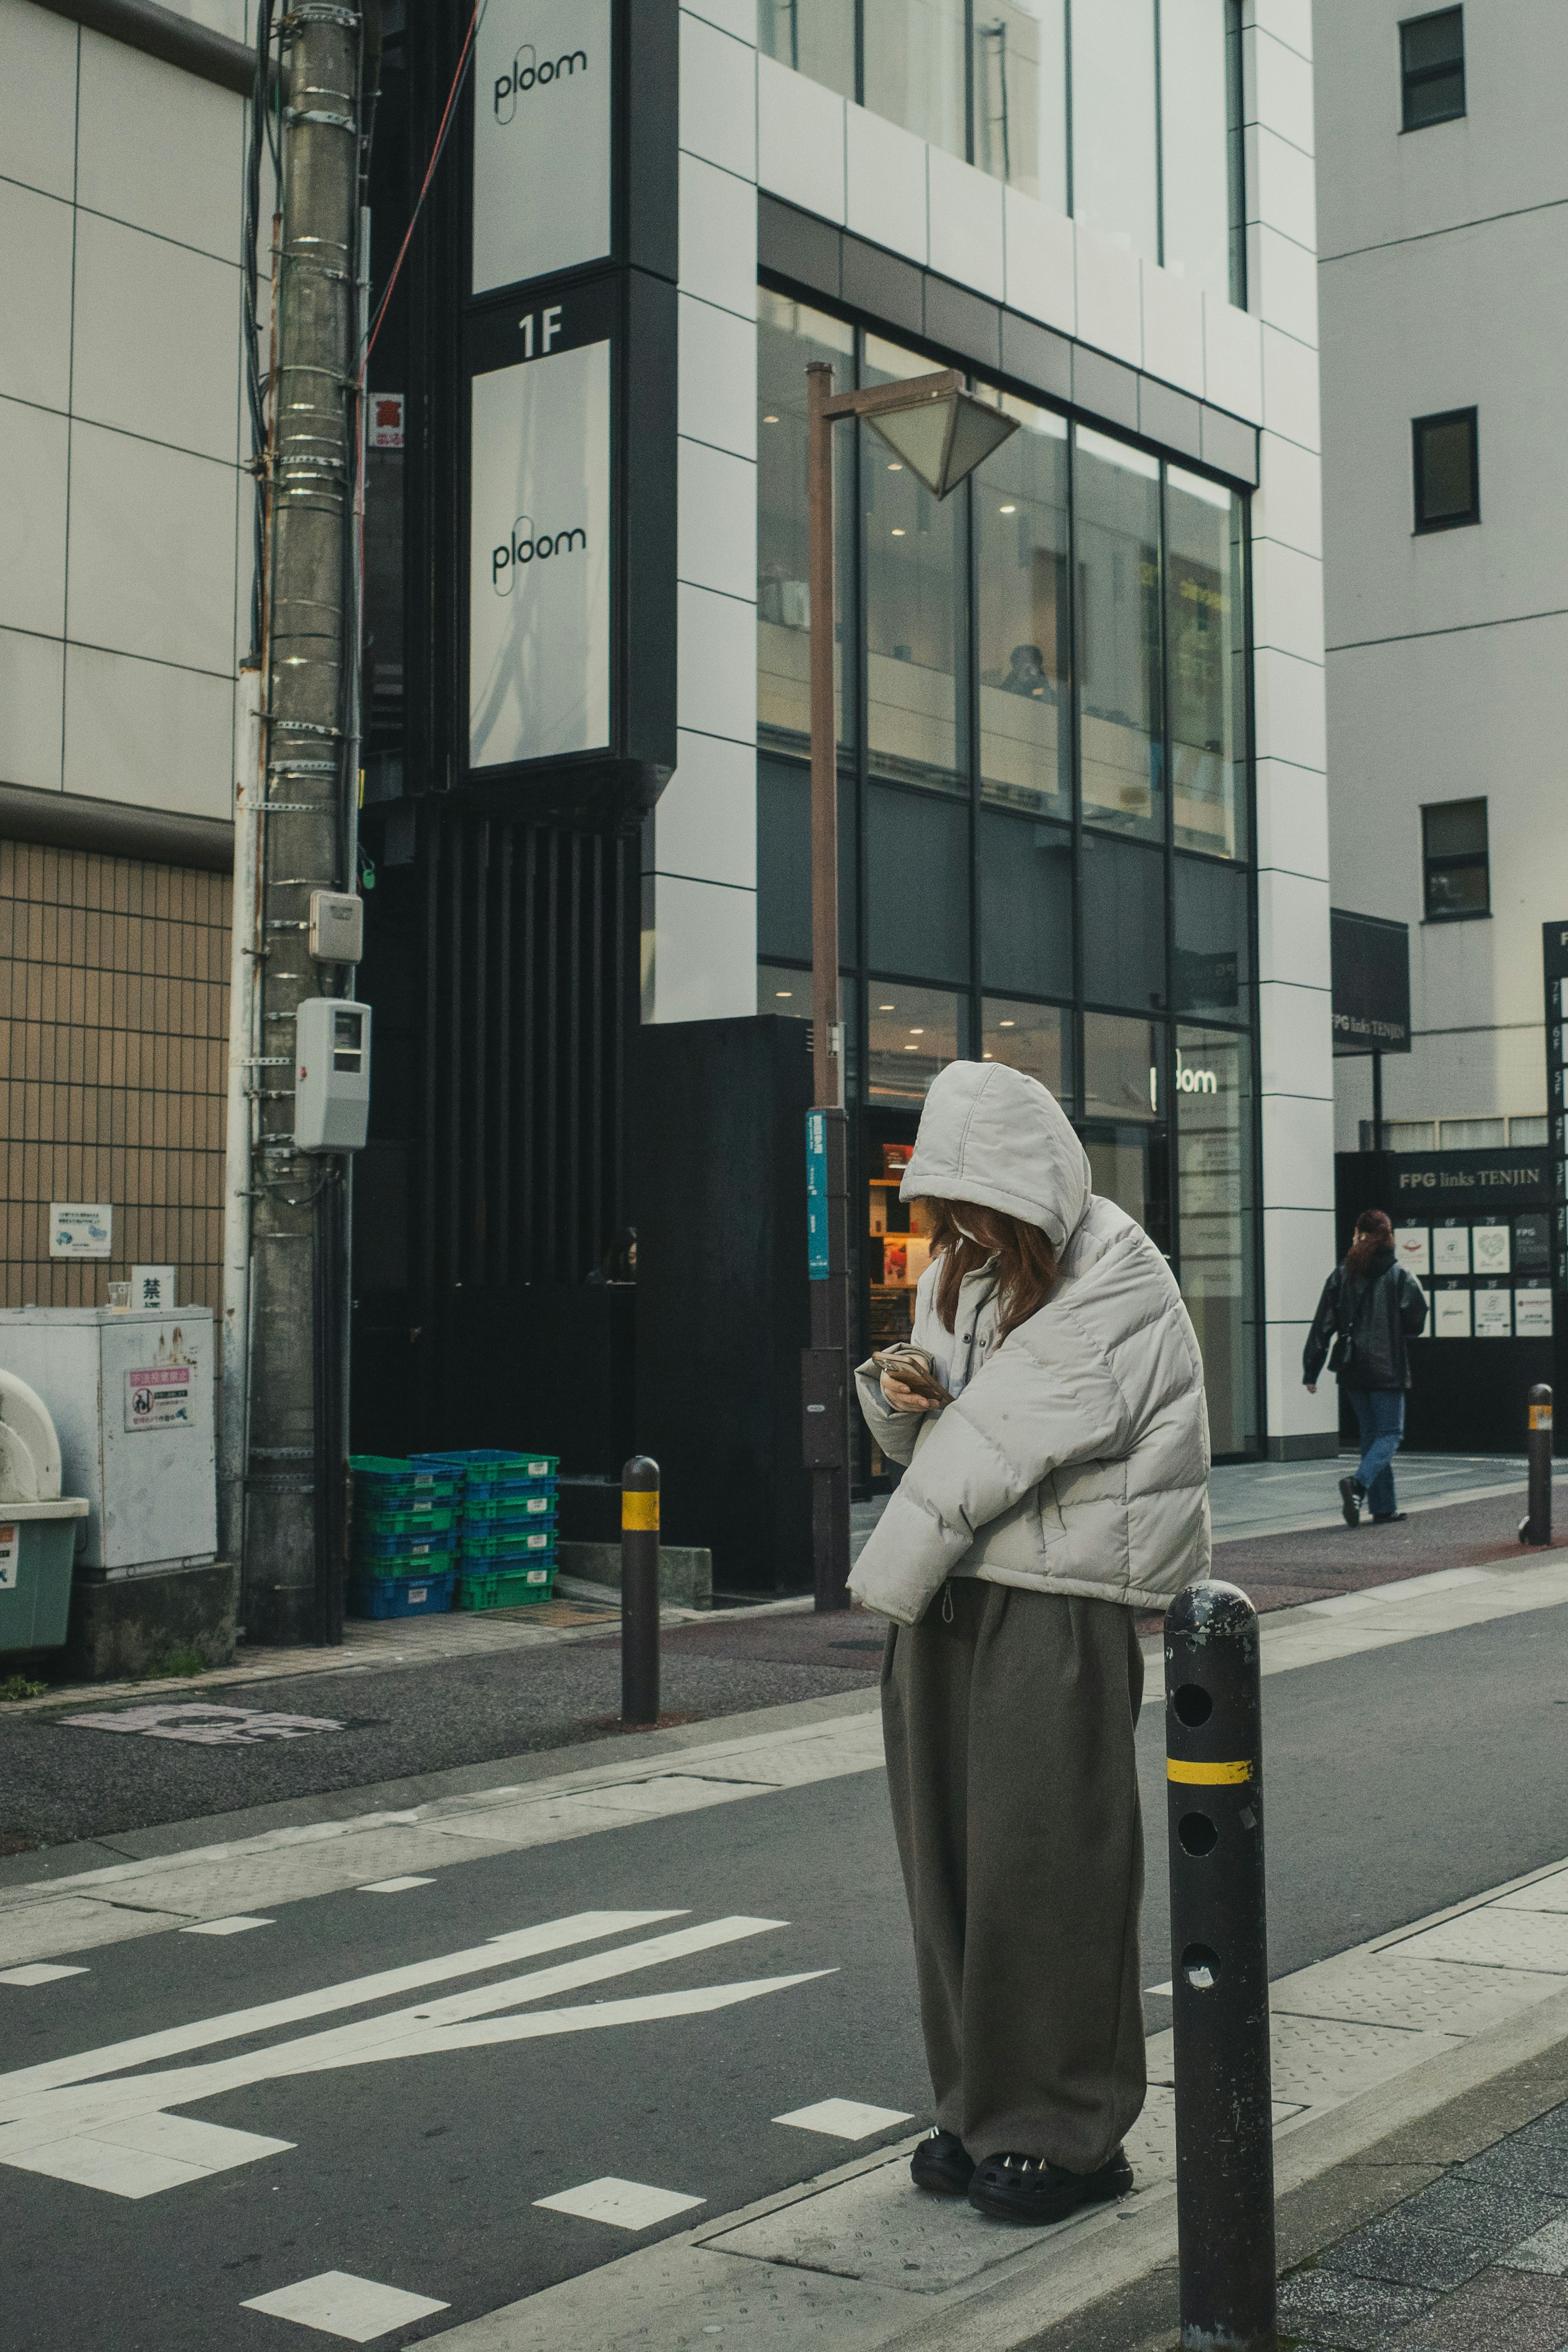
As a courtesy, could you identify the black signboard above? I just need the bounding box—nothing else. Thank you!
[1332,908,1411,1054]
[1544,922,1568,1285]
[1390,1147,1550,1216]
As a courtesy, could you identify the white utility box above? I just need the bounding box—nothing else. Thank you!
[295,997,372,1151]
[0,1308,216,1577]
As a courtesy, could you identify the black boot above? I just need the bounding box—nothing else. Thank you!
[911,2129,975,2196]
[1339,1476,1364,1528]
[968,2146,1134,2225]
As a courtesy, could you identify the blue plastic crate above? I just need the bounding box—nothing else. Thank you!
[352,1527,459,1565]
[347,1569,456,1620]
[413,1449,559,1485]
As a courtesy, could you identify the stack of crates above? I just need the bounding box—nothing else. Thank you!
[412,1449,559,1609]
[347,1456,461,1618]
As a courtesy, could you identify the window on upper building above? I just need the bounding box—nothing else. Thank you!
[1421,798,1489,921]
[1400,8,1465,132]
[1412,407,1479,532]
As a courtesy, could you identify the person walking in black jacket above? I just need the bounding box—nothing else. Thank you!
[1303,1208,1429,1526]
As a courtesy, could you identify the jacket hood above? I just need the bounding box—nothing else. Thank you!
[898,1061,1093,1253]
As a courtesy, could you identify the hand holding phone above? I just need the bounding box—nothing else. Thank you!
[871,1345,954,1411]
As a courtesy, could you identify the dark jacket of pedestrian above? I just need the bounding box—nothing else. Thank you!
[1303,1239,1428,1391]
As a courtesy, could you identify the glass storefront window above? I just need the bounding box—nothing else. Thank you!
[1172,852,1250,1023]
[866,783,971,985]
[758,0,856,98]
[863,0,967,161]
[1167,465,1247,858]
[863,335,968,794]
[756,753,859,967]
[978,808,1072,999]
[982,997,1072,1101]
[757,293,855,761]
[971,0,1068,211]
[1084,1011,1162,1123]
[1075,428,1163,840]
[757,961,810,1016]
[1081,834,1166,1012]
[867,984,964,1104]
[1175,1024,1256,1457]
[977,397,1070,822]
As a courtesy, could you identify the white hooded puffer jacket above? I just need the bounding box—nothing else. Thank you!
[849,1060,1211,1625]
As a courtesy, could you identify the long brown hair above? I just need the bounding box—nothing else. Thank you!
[1345,1208,1394,1280]
[918,1197,1059,1342]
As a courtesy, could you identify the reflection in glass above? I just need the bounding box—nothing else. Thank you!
[971,0,1067,211]
[756,753,858,967]
[1158,0,1233,299]
[1081,833,1166,1012]
[864,0,967,159]
[1176,1025,1256,1456]
[1167,466,1245,857]
[866,784,971,985]
[756,292,855,760]
[1083,1011,1161,1123]
[1172,853,1250,1021]
[978,397,1070,821]
[1070,0,1158,261]
[979,809,1071,998]
[1075,428,1163,838]
[982,997,1072,1103]
[863,336,967,793]
[757,0,856,98]
[757,961,810,1016]
[867,984,964,1104]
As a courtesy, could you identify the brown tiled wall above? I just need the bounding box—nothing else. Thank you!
[0,842,231,1312]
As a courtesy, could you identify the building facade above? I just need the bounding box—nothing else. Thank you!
[1317,0,1564,1161]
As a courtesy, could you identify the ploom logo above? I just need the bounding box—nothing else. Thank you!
[494,43,588,122]
[492,515,588,593]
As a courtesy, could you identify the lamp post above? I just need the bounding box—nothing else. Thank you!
[803,364,1018,1611]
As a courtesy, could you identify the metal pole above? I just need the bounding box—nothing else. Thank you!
[218,662,264,1581]
[806,361,851,1614]
[1165,1578,1277,2352]
[1521,1384,1553,1547]
[1370,1051,1383,1150]
[621,1455,660,1727]
[243,1,362,1645]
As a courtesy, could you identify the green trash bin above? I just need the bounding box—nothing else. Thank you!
[0,1499,88,1652]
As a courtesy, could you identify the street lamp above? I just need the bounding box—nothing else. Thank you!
[804,365,1019,1612]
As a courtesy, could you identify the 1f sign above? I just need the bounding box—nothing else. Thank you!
[472,0,612,295]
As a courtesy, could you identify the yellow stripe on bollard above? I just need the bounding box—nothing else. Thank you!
[1167,1757,1252,1785]
[1530,1404,1553,1431]
[622,1489,660,1532]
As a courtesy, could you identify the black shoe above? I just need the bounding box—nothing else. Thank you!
[1372,1511,1407,1523]
[911,2129,975,2196]
[1339,1477,1364,1528]
[967,2146,1134,2225]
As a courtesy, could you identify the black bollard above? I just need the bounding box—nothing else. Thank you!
[621,1455,660,1728]
[1519,1385,1553,1548]
[1165,1578,1277,2352]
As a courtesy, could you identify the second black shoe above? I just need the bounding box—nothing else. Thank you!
[1339,1476,1363,1528]
[1372,1510,1407,1523]
[968,2146,1134,2225]
[911,2130,975,2196]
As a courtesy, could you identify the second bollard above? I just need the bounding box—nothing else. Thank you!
[1165,1578,1277,2352]
[1520,1385,1553,1548]
[621,1456,660,1728]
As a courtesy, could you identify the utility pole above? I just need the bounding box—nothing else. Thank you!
[238,2,364,1645]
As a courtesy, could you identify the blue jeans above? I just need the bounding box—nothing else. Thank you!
[1348,1388,1405,1518]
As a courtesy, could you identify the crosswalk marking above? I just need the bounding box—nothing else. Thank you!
[241,2272,449,2342]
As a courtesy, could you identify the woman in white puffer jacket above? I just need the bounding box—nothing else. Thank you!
[849,1058,1210,2228]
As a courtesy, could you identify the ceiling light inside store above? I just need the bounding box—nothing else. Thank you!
[878,1003,894,1011]
[775,990,793,998]
[999,504,1016,513]
[891,527,905,536]
[888,461,902,470]
[763,413,779,423]
[909,1028,924,1035]
[999,1019,1015,1028]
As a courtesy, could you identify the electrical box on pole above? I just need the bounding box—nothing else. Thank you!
[294,1000,372,1153]
[309,890,364,964]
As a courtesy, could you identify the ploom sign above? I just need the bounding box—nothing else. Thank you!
[468,334,610,769]
[472,0,611,295]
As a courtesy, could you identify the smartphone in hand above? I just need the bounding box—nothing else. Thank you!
[871,1347,955,1409]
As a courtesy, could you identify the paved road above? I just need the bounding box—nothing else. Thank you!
[6,1600,1568,2350]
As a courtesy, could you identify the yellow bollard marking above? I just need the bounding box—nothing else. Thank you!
[1167,1757,1252,1785]
[621,1490,660,1531]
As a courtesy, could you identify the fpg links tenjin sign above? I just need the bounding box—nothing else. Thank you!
[472,0,611,295]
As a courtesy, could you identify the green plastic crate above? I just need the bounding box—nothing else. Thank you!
[349,1454,460,1505]
[456,1563,557,1610]
[353,1501,458,1537]
[458,1527,556,1561]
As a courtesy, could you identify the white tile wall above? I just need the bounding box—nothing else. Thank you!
[76,33,243,264]
[844,103,928,266]
[67,424,237,673]
[1245,24,1315,156]
[0,397,68,638]
[1260,1094,1336,1208]
[1203,294,1264,419]
[62,642,233,819]
[1252,428,1323,558]
[1073,224,1141,366]
[72,214,239,462]
[1263,1312,1339,1445]
[1245,124,1317,253]
[1256,869,1331,995]
[679,11,755,181]
[0,625,64,793]
[756,53,844,223]
[1002,187,1075,335]
[679,153,757,320]
[927,147,1004,300]
[1141,261,1205,396]
[1261,321,1321,450]
[1258,976,1335,1101]
[678,293,757,459]
[683,0,754,40]
[0,181,74,411]
[653,729,756,890]
[1255,647,1328,774]
[675,581,755,760]
[1250,539,1326,667]
[1246,0,1312,67]
[677,438,756,604]
[1249,222,1319,347]
[1253,761,1329,884]
[0,0,79,201]
[1263,1208,1339,1325]
[650,874,757,1022]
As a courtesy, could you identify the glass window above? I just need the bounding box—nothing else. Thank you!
[758,0,857,99]
[1225,0,1246,308]
[866,783,970,983]
[867,983,965,1104]
[863,335,968,794]
[757,293,855,760]
[1401,7,1465,132]
[971,0,1068,212]
[1167,465,1246,858]
[1412,408,1479,532]
[977,397,1071,823]
[1069,0,1158,262]
[757,961,810,1015]
[757,752,859,965]
[1084,1128,1170,1251]
[1175,1025,1256,1457]
[1082,834,1166,1012]
[1158,0,1233,300]
[1422,796,1489,919]
[1075,428,1163,840]
[864,0,967,160]
[1173,853,1250,1022]
[982,997,1073,1102]
[1084,1011,1162,1123]
[978,809,1072,998]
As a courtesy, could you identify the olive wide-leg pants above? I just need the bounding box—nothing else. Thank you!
[880,1577,1147,2171]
